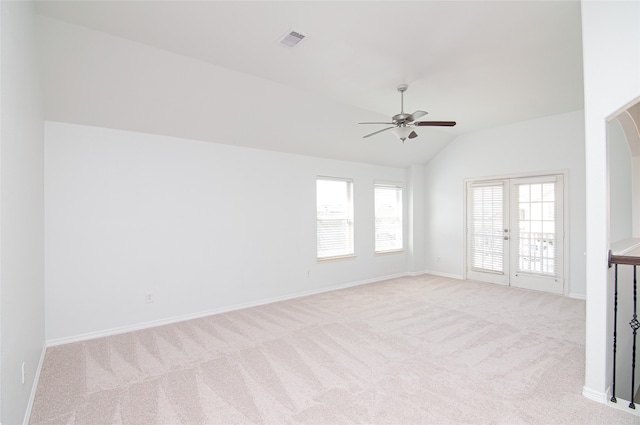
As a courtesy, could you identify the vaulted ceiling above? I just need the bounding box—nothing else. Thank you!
[35,1,585,167]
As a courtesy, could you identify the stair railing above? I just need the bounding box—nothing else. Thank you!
[609,249,640,408]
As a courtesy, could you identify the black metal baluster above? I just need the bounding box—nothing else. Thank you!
[630,266,639,409]
[612,264,618,403]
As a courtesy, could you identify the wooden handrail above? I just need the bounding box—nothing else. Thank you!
[609,249,640,267]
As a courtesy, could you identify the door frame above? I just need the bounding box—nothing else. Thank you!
[462,170,570,296]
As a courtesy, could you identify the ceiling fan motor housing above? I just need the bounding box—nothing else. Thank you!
[393,113,411,123]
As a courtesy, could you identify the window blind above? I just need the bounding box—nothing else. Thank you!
[468,182,505,273]
[375,183,403,252]
[317,177,354,259]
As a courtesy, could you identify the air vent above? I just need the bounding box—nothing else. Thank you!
[278,30,306,48]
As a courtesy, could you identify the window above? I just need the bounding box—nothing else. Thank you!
[317,177,354,259]
[374,183,403,253]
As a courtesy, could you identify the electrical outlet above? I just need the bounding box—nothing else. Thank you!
[145,293,154,303]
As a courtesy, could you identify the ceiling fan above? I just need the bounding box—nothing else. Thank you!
[359,84,456,142]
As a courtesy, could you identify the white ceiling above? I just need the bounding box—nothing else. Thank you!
[34,0,585,168]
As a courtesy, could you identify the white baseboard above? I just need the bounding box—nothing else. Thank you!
[582,385,609,404]
[46,272,411,347]
[423,270,464,280]
[569,292,586,300]
[23,343,47,425]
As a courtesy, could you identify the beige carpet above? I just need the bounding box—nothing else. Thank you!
[30,275,638,424]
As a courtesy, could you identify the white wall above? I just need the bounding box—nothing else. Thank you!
[635,156,640,238]
[581,0,640,402]
[608,115,637,401]
[45,122,409,342]
[406,164,427,274]
[423,110,586,294]
[608,118,633,243]
[0,1,46,424]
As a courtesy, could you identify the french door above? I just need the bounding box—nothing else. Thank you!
[466,175,564,294]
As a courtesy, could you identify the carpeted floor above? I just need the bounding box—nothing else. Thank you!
[29,275,639,424]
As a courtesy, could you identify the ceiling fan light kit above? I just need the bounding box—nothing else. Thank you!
[359,84,456,142]
[391,126,414,142]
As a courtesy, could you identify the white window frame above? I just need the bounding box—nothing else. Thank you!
[374,181,404,254]
[316,176,355,260]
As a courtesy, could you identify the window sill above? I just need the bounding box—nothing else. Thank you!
[375,249,405,256]
[317,254,356,263]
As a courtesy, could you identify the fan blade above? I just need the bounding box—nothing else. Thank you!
[408,131,418,139]
[363,126,396,138]
[407,110,427,122]
[414,121,457,127]
[358,122,394,125]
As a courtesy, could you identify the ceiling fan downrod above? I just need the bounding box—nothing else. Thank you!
[394,84,410,123]
[398,84,408,114]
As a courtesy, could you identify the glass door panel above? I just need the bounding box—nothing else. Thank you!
[510,176,564,294]
[466,181,509,285]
